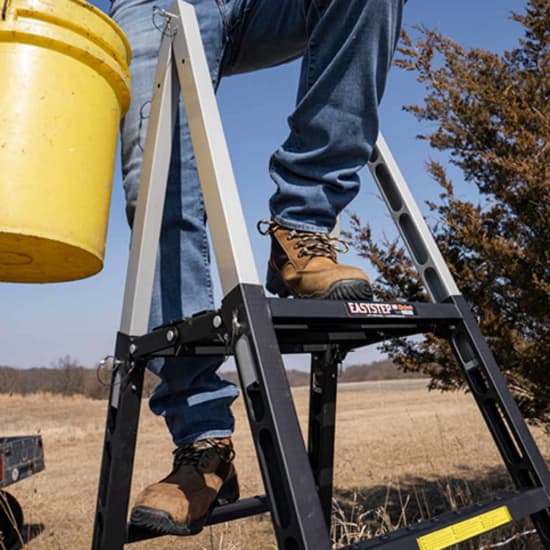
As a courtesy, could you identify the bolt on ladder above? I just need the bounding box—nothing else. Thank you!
[91,2,550,549]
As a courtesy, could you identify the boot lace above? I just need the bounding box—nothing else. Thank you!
[257,220,349,262]
[173,438,235,469]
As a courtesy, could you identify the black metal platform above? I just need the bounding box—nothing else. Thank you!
[130,298,463,357]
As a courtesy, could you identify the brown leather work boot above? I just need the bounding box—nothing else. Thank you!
[258,220,373,300]
[130,438,238,536]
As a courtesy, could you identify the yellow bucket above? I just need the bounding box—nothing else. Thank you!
[0,0,131,282]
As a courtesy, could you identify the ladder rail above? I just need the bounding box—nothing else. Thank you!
[369,135,550,493]
[368,134,460,303]
[92,336,145,550]
[120,33,178,336]
[451,296,550,491]
[368,136,550,543]
[226,284,332,549]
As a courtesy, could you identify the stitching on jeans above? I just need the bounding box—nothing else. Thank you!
[215,0,258,72]
[306,0,329,90]
[306,35,317,90]
[214,4,228,82]
[216,0,255,34]
[199,193,214,304]
[137,101,152,152]
[215,0,231,31]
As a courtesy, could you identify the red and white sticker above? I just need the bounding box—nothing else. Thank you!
[346,302,415,316]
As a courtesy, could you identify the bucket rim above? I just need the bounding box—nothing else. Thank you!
[66,0,132,63]
[3,0,132,63]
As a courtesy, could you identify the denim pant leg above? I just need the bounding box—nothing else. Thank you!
[221,0,405,233]
[110,0,239,446]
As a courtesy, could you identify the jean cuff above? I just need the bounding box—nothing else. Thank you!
[271,213,333,234]
[175,429,234,447]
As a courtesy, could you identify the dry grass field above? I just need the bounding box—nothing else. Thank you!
[1,380,548,549]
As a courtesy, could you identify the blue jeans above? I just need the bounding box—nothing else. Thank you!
[110,0,404,446]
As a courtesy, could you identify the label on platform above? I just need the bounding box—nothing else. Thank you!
[346,302,415,317]
[417,506,512,550]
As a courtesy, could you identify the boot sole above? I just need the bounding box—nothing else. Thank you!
[266,268,373,301]
[130,474,239,536]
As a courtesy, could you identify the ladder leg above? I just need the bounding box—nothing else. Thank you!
[224,284,332,550]
[450,295,550,545]
[91,334,145,550]
[308,348,340,529]
[370,134,550,546]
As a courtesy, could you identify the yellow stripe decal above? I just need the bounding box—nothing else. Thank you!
[417,506,512,550]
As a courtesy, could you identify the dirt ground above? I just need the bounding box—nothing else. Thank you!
[1,380,548,549]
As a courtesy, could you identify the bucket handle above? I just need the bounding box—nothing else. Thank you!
[1,0,9,20]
